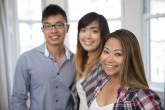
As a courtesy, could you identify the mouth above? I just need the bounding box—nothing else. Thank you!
[50,35,60,40]
[83,40,93,46]
[105,64,115,70]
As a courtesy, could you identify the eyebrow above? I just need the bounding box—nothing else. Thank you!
[82,26,99,29]
[104,47,123,51]
[43,21,65,25]
[104,47,109,50]
[90,27,99,29]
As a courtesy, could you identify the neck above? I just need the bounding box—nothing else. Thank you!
[88,50,97,58]
[47,44,65,58]
[107,77,120,89]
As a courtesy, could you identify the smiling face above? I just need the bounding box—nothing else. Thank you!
[101,37,124,78]
[79,20,101,55]
[41,14,69,47]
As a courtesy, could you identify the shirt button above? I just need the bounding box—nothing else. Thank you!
[56,100,58,102]
[57,72,59,75]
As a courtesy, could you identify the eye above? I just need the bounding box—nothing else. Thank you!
[92,29,99,33]
[103,49,109,54]
[80,28,86,32]
[56,23,64,28]
[115,52,123,56]
[43,24,51,29]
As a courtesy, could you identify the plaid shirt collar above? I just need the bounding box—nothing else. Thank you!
[89,78,163,110]
[89,76,110,106]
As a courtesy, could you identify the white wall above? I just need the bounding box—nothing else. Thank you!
[123,0,143,47]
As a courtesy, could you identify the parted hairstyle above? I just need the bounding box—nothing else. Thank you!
[75,12,110,80]
[101,29,149,91]
[42,4,68,23]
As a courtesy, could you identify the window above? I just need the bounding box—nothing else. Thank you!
[67,0,122,53]
[17,0,44,54]
[144,0,165,91]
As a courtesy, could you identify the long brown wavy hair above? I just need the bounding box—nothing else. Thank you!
[101,29,149,91]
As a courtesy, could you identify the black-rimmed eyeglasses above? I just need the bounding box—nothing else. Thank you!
[43,22,68,30]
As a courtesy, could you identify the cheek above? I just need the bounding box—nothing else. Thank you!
[94,35,101,47]
[118,58,124,66]
[79,32,83,38]
[95,40,101,46]
[100,54,105,63]
[43,30,50,35]
[60,29,66,35]
[79,34,83,43]
[94,35,101,42]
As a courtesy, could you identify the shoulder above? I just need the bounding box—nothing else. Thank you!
[17,45,43,64]
[124,89,160,100]
[135,89,163,109]
[114,89,163,110]
[94,62,102,69]
[19,48,38,58]
[91,62,104,75]
[136,89,160,101]
[18,50,32,61]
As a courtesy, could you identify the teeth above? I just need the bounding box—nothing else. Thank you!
[51,36,59,40]
[52,35,58,37]
[106,65,113,69]
[84,41,92,45]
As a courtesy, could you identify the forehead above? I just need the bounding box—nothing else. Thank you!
[85,20,99,28]
[42,14,66,24]
[105,37,122,48]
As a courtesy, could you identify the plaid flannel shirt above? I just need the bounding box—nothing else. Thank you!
[73,62,106,109]
[81,62,109,107]
[90,77,164,110]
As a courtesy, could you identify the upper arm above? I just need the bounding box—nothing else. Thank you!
[137,89,163,110]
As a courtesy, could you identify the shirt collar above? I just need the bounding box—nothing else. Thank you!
[34,43,73,59]
[44,44,71,59]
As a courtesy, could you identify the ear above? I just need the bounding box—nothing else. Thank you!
[66,24,70,33]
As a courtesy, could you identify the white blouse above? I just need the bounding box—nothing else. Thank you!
[89,98,114,110]
[76,79,88,110]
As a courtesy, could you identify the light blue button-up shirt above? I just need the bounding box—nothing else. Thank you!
[11,43,76,110]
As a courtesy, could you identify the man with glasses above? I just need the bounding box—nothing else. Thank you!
[11,4,76,110]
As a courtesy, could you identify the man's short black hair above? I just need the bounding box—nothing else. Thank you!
[42,4,68,23]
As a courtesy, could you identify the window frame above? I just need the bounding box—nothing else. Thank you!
[16,0,44,54]
[143,0,165,92]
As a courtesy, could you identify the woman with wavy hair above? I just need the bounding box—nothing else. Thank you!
[89,29,163,110]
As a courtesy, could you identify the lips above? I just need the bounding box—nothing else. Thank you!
[105,64,115,70]
[83,40,93,46]
[50,35,59,40]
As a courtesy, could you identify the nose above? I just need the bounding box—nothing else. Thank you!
[85,30,91,39]
[107,54,114,63]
